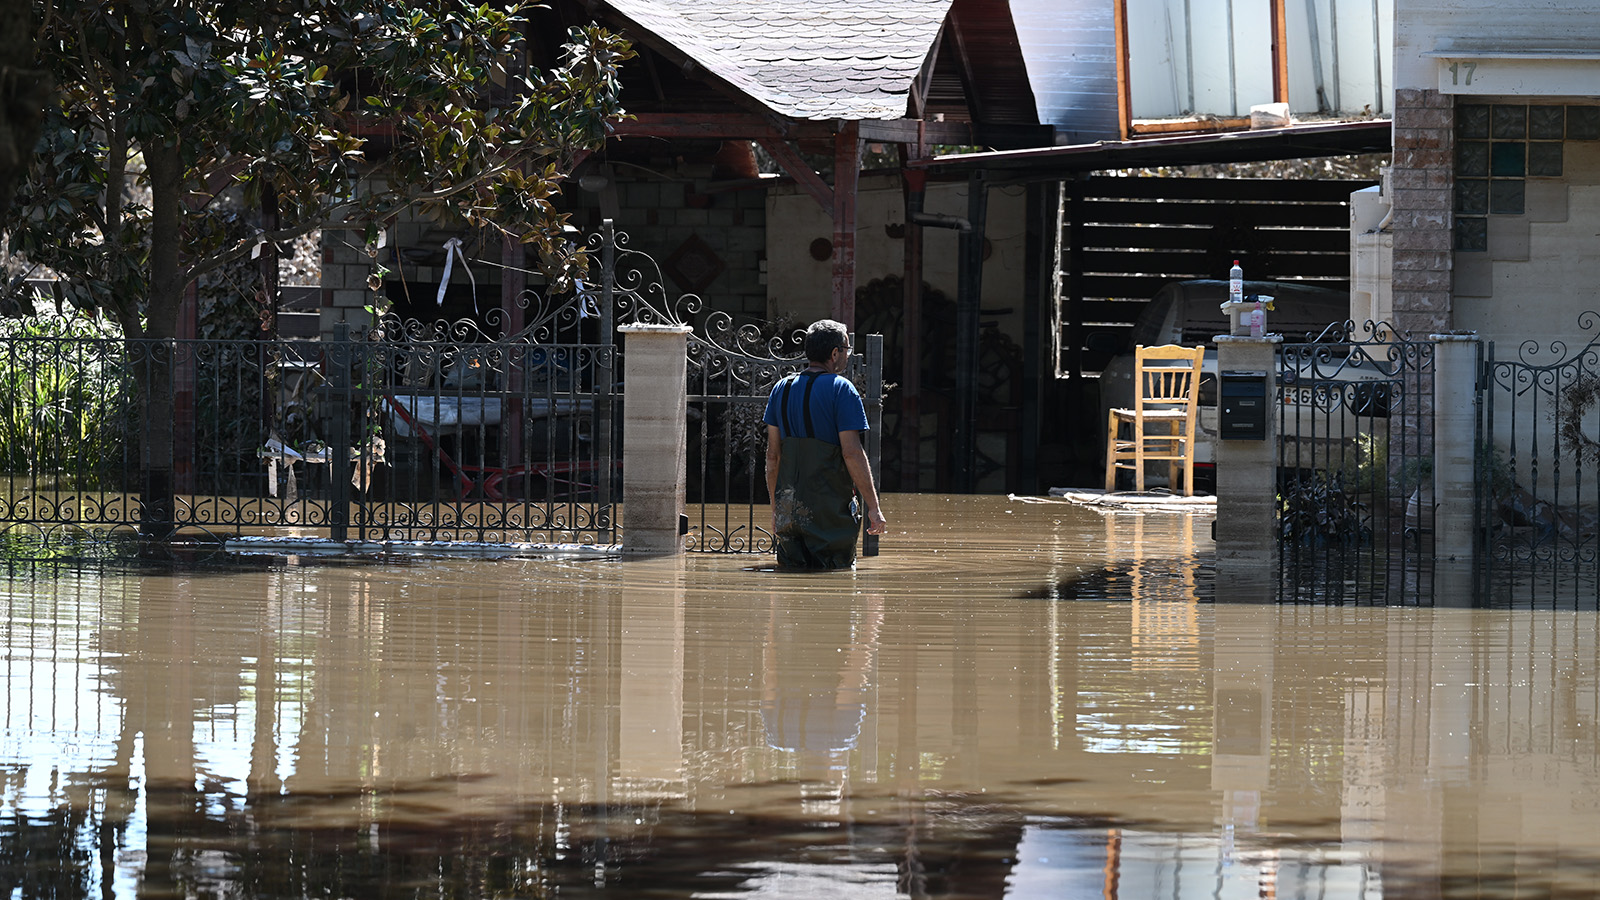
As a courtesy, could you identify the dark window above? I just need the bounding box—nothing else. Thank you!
[1489,180,1525,215]
[1530,105,1566,140]
[1455,141,1489,177]
[1568,105,1600,140]
[1456,104,1491,139]
[1455,179,1488,215]
[1490,142,1525,177]
[1454,217,1488,252]
[1492,105,1528,140]
[1529,142,1563,177]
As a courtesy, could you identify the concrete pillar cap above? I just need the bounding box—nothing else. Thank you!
[619,324,693,335]
[1213,334,1284,344]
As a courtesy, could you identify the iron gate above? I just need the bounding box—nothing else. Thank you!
[1480,316,1600,606]
[684,313,883,553]
[1277,324,1436,603]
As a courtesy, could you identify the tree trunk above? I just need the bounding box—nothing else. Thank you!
[139,141,185,537]
[0,0,46,227]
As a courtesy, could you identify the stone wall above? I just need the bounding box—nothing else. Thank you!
[1389,88,1455,338]
[563,167,770,323]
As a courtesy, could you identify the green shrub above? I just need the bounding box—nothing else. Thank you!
[0,312,134,482]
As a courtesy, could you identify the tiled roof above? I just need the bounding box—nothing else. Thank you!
[602,0,953,121]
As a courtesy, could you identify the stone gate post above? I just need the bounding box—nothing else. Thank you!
[620,324,692,555]
[1431,333,1479,564]
[1213,335,1281,581]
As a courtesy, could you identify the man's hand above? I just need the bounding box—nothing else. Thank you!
[864,507,887,535]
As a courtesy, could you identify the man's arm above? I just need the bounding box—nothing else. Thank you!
[766,424,782,531]
[839,429,887,535]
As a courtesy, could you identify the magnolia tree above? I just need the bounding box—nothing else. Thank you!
[5,1,631,534]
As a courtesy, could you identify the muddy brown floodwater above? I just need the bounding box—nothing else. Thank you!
[3,493,1600,898]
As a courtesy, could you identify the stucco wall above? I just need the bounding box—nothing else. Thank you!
[1454,139,1600,348]
[765,174,1029,342]
[1396,1,1600,92]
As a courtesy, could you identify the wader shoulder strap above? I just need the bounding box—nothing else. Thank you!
[779,376,799,438]
[800,371,821,438]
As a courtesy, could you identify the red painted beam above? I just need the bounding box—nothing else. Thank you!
[831,122,860,329]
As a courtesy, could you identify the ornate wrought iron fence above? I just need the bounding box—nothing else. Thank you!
[1277,323,1436,604]
[1481,316,1600,607]
[684,314,883,553]
[0,320,619,546]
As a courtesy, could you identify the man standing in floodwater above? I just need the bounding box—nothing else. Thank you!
[763,319,888,569]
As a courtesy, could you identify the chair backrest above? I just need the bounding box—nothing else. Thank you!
[1134,344,1205,413]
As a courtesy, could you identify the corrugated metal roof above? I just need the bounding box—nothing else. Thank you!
[601,0,953,121]
[1010,0,1121,142]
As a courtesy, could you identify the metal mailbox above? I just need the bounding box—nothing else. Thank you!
[1219,369,1268,440]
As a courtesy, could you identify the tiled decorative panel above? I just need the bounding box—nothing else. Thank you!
[1454,103,1594,252]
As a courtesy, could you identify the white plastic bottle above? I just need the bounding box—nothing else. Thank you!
[1229,259,1243,305]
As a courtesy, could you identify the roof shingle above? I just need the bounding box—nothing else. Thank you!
[602,0,953,121]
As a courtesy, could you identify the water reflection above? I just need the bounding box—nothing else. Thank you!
[3,495,1600,897]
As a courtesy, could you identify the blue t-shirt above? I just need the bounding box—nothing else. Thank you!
[762,371,869,447]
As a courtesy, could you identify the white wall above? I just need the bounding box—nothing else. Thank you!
[1123,0,1390,119]
[1396,0,1600,93]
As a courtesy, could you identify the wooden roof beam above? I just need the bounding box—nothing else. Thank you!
[755,137,833,212]
[610,112,821,140]
[944,9,983,124]
[907,22,945,120]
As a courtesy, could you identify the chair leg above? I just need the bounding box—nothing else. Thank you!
[1182,440,1195,497]
[1133,417,1146,493]
[1104,411,1119,492]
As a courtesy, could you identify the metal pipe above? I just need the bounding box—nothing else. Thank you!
[910,211,971,232]
[1184,0,1195,115]
[1371,0,1384,114]
[1329,0,1342,112]
[1305,0,1330,112]
[1226,0,1237,115]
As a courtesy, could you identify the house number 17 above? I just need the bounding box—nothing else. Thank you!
[1449,62,1478,86]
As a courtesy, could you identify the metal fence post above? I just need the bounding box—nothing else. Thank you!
[598,219,617,541]
[328,322,351,543]
[863,332,883,557]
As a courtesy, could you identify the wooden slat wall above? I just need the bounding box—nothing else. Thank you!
[1060,176,1374,377]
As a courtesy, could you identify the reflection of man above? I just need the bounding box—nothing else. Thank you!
[763,320,887,569]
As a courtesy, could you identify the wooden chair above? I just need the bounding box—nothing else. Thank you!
[1105,344,1205,496]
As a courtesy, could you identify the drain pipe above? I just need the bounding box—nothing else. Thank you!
[907,180,971,233]
[910,209,971,232]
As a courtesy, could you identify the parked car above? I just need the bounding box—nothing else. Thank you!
[1098,279,1386,492]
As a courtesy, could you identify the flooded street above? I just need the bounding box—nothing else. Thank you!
[4,493,1600,898]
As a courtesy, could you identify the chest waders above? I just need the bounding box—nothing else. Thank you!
[772,371,861,569]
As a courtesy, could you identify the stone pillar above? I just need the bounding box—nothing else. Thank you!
[1390,89,1455,337]
[1432,333,1479,564]
[1214,336,1281,579]
[620,324,691,555]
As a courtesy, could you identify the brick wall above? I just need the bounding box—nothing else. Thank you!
[1389,88,1455,337]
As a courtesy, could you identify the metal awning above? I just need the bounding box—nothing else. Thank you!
[912,119,1392,181]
